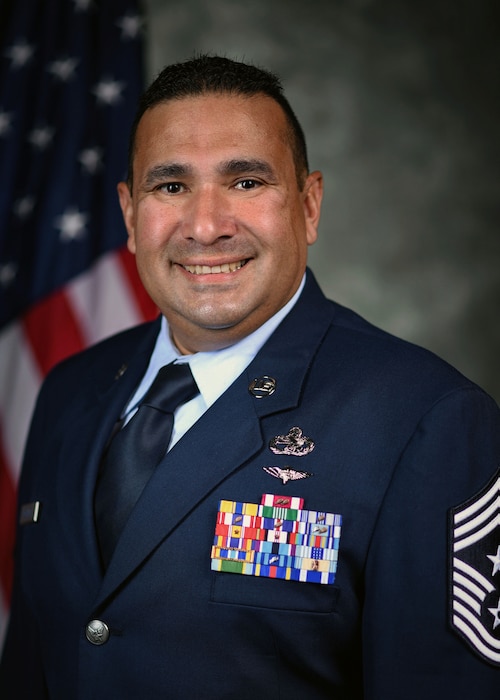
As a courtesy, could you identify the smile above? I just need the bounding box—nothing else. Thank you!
[182,260,248,275]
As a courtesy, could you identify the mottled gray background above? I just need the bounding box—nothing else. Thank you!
[144,0,499,402]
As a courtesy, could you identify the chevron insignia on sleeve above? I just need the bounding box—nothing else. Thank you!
[449,469,500,666]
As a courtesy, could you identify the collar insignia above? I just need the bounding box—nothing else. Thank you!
[114,363,127,380]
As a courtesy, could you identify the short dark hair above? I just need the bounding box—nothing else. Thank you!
[127,54,309,187]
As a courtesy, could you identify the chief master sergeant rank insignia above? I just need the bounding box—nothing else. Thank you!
[449,469,500,666]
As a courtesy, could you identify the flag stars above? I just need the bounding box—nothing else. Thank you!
[0,262,18,288]
[4,40,35,68]
[79,146,103,174]
[487,545,500,577]
[13,195,35,219]
[73,0,93,11]
[0,111,13,137]
[93,78,124,105]
[116,13,143,40]
[55,208,89,241]
[28,125,55,150]
[48,57,79,82]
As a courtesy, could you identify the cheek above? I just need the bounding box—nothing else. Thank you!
[133,205,171,253]
[261,204,307,259]
[249,198,297,244]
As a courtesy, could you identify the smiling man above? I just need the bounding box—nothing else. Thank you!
[1,55,499,699]
[118,90,322,353]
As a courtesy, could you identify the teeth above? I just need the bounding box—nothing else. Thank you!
[183,260,246,275]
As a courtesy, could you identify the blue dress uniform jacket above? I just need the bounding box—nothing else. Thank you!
[1,270,499,699]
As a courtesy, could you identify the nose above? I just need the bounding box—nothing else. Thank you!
[185,185,235,244]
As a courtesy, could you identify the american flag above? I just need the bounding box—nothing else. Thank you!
[0,0,157,647]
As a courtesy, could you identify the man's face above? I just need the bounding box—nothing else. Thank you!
[118,93,323,354]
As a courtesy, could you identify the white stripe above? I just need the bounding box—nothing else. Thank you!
[453,557,496,593]
[454,476,500,524]
[453,616,500,663]
[454,495,500,539]
[0,322,41,481]
[453,585,482,615]
[66,251,143,346]
[453,571,488,602]
[453,603,500,655]
[454,601,500,650]
[454,514,500,552]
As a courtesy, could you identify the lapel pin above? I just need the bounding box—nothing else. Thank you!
[248,375,276,398]
[269,426,315,456]
[263,466,314,484]
[114,363,127,380]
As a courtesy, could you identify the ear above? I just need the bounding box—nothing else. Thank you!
[117,181,136,254]
[302,170,323,246]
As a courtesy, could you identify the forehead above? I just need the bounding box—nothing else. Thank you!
[133,93,293,165]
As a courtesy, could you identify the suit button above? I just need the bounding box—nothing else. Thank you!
[85,619,110,645]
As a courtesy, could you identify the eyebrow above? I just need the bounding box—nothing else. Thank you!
[144,163,193,187]
[217,159,277,180]
[143,158,277,188]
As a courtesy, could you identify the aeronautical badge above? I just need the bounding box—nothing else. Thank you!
[263,466,313,484]
[269,427,315,456]
[449,469,500,666]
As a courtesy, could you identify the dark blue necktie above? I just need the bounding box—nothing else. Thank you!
[95,362,199,568]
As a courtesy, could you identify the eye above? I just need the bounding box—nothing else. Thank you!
[234,179,261,191]
[158,182,185,194]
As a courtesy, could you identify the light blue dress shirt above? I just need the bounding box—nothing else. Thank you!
[123,275,305,449]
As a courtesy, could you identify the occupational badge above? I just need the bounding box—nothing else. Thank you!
[269,427,315,456]
[449,469,500,666]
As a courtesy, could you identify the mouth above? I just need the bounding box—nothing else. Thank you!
[181,259,248,275]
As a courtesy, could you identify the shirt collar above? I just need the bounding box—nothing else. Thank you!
[127,275,305,412]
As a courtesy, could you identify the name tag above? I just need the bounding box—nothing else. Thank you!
[19,501,41,525]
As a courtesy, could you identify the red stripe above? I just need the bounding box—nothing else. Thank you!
[0,434,17,608]
[117,247,158,321]
[22,289,86,376]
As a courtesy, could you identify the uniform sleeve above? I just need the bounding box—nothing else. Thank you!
[362,386,500,699]
[0,565,49,698]
[0,379,52,699]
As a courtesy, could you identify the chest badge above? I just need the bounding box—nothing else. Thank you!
[269,426,315,457]
[263,466,313,484]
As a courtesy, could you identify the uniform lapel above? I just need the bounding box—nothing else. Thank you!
[55,320,160,584]
[96,272,336,604]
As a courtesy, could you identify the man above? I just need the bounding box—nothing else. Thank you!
[1,55,499,699]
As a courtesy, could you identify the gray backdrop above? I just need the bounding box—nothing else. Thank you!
[144,0,499,402]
